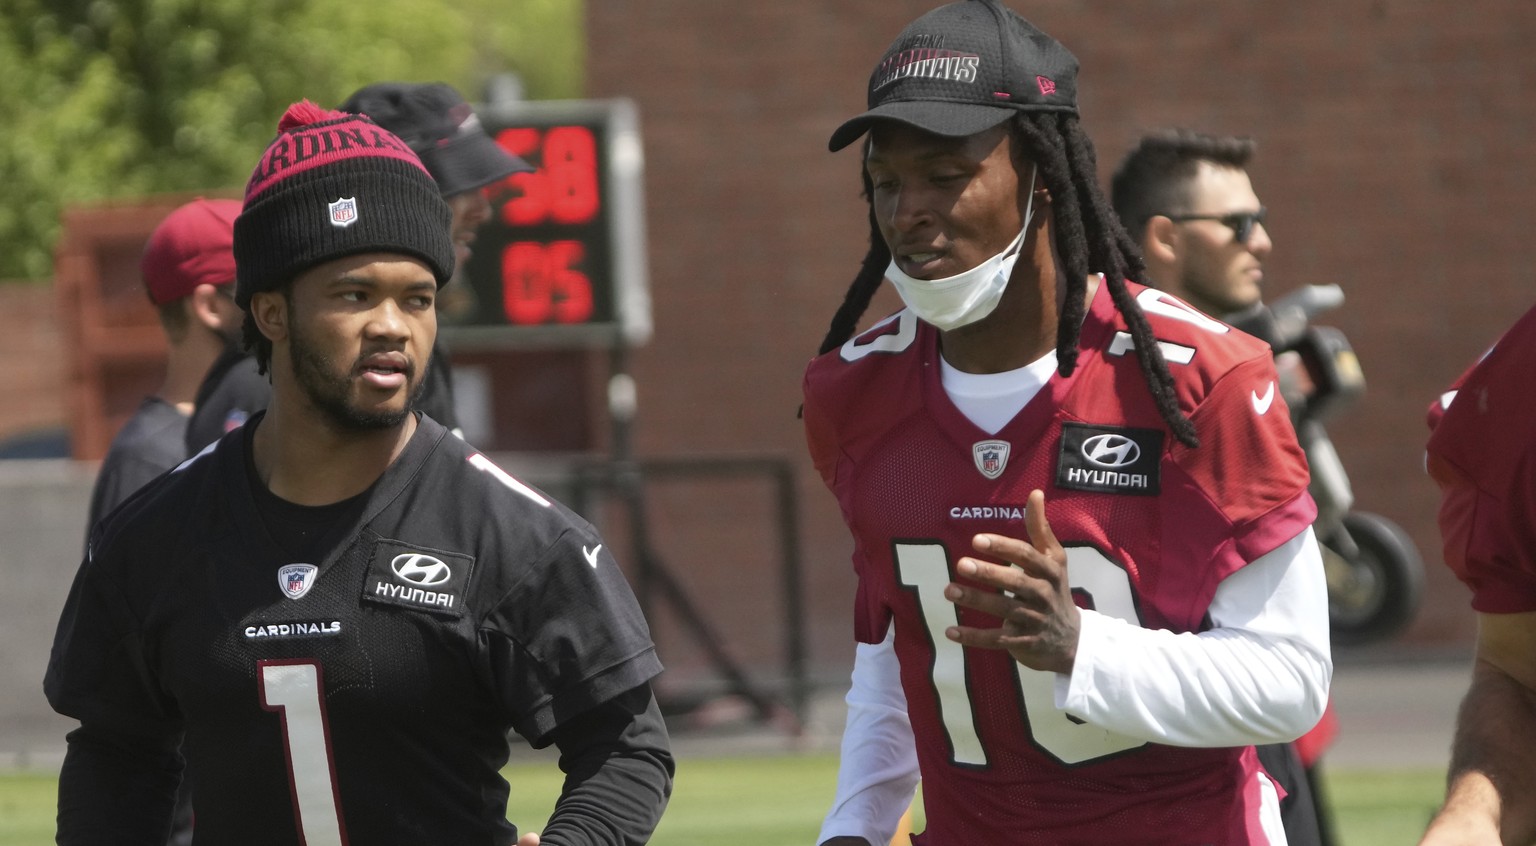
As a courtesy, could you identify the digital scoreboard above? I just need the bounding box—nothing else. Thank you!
[442,98,651,348]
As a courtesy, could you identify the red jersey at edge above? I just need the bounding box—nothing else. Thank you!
[1426,301,1536,614]
[803,281,1315,845]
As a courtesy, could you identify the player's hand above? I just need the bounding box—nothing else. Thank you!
[943,489,1079,675]
[517,833,540,846]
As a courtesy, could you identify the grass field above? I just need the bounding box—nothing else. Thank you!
[0,754,1444,845]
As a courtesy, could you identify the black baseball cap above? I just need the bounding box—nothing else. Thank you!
[829,0,1079,152]
[338,82,534,197]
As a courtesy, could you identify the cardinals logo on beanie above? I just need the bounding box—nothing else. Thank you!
[232,100,455,308]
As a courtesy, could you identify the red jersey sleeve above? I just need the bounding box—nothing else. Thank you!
[1174,352,1316,565]
[1426,303,1536,612]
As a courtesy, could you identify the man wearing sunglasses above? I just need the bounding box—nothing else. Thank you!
[1112,129,1339,846]
[1110,129,1273,320]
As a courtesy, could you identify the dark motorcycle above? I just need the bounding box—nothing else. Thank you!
[1229,285,1424,646]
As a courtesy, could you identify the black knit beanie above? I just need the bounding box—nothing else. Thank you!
[233,100,455,308]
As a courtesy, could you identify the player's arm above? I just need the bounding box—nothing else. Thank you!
[56,721,182,845]
[946,491,1331,746]
[532,684,673,846]
[817,629,919,846]
[48,536,184,844]
[1419,611,1536,846]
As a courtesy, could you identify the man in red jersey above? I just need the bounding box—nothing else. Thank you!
[803,3,1330,844]
[1420,303,1536,846]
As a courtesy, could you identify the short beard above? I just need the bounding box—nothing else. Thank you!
[287,310,423,433]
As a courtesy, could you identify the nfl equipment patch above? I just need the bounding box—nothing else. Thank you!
[972,439,1011,480]
[362,539,474,617]
[277,563,319,600]
[1056,423,1163,496]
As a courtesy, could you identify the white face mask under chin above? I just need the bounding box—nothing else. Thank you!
[886,165,1039,332]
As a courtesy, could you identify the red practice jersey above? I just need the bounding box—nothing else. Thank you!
[803,281,1315,845]
[1426,301,1536,614]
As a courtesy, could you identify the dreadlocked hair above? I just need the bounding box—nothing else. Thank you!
[816,112,1199,448]
[817,163,890,356]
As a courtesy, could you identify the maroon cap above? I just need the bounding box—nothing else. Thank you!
[140,198,242,305]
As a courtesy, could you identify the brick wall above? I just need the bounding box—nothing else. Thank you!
[585,0,1536,682]
[0,283,69,448]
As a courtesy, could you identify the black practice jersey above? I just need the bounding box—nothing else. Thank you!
[48,413,662,845]
[85,396,188,538]
[184,349,269,454]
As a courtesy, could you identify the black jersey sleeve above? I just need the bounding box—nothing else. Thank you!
[48,534,187,843]
[537,684,674,846]
[56,722,182,845]
[479,525,662,745]
[45,541,183,738]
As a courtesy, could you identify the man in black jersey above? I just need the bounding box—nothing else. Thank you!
[86,198,243,536]
[84,196,244,846]
[47,101,672,846]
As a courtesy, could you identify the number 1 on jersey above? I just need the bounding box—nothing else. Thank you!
[259,660,348,846]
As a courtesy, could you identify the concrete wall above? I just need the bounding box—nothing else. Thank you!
[0,461,94,768]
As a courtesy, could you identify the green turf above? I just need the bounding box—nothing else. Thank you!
[0,757,1445,846]
[1315,768,1446,845]
[0,773,54,846]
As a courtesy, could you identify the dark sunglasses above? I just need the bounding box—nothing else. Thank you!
[1163,207,1267,243]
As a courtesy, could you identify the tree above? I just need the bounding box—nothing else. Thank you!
[0,0,583,281]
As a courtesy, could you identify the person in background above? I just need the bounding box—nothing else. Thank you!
[1111,128,1339,846]
[1420,302,1536,846]
[803,3,1330,843]
[82,196,243,846]
[48,100,671,845]
[337,81,533,431]
[86,197,243,532]
[1110,129,1271,320]
[183,81,529,452]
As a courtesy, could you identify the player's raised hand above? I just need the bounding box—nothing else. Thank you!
[517,832,541,845]
[943,489,1079,675]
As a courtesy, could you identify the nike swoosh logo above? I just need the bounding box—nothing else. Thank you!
[583,544,603,569]
[1251,381,1276,415]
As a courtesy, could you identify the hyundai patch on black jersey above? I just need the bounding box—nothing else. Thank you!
[47,414,661,844]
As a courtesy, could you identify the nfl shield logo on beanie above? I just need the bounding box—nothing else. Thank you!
[232,100,454,308]
[328,197,359,228]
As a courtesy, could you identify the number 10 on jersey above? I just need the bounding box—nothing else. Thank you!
[894,541,1148,766]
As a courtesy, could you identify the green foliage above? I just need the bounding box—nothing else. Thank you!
[0,0,583,281]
